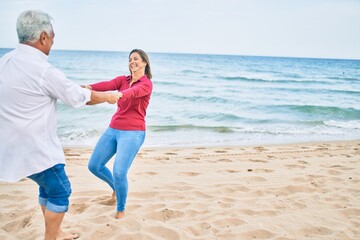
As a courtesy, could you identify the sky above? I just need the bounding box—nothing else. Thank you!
[0,0,359,59]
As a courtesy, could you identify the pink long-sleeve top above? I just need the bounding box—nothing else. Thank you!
[90,75,153,131]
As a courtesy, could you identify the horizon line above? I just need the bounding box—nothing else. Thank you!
[0,46,359,61]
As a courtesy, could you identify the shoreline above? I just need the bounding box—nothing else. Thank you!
[1,139,359,239]
[61,134,360,150]
[62,138,360,150]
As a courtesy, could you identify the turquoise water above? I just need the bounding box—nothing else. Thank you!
[1,48,359,147]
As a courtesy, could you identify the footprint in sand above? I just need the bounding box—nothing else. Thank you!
[155,157,170,161]
[145,226,180,240]
[139,171,158,176]
[1,215,33,232]
[217,158,233,163]
[214,185,249,193]
[131,191,159,199]
[186,222,212,237]
[253,146,267,152]
[327,169,342,175]
[142,149,155,152]
[249,159,268,163]
[252,168,274,173]
[91,196,116,206]
[65,153,81,156]
[178,172,201,177]
[214,150,228,153]
[330,165,354,171]
[299,226,332,236]
[191,191,213,199]
[68,203,89,214]
[213,217,245,228]
[292,201,307,209]
[89,215,113,224]
[285,164,306,169]
[217,201,234,209]
[144,208,184,221]
[165,152,178,155]
[298,160,309,164]
[185,157,200,160]
[240,229,275,239]
[223,169,240,173]
[248,176,266,182]
[340,208,360,218]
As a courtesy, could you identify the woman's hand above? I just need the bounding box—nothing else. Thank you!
[106,92,123,104]
[86,91,122,105]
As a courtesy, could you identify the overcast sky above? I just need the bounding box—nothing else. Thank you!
[0,0,359,59]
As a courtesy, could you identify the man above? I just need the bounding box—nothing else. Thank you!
[0,10,120,240]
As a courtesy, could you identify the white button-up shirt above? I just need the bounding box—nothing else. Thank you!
[0,44,91,182]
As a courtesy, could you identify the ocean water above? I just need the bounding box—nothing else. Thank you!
[1,48,359,147]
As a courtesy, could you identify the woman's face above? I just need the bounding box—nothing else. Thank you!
[129,52,147,74]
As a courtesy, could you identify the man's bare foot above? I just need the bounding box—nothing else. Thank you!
[115,211,125,219]
[57,230,79,240]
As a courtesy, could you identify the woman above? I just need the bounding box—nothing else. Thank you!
[85,49,153,219]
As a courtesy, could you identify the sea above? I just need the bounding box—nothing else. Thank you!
[1,48,359,147]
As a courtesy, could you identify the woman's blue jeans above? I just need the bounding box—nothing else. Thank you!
[88,127,145,212]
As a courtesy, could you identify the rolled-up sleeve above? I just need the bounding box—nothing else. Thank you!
[41,66,91,108]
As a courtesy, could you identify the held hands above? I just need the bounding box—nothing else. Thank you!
[106,92,123,104]
[82,84,122,105]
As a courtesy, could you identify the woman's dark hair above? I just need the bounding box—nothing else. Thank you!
[129,49,152,79]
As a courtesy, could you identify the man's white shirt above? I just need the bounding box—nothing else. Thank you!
[0,44,91,182]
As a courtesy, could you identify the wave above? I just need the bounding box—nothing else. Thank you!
[324,120,360,129]
[154,92,231,104]
[186,112,250,122]
[148,124,235,133]
[219,76,332,84]
[257,86,360,95]
[328,76,360,81]
[326,89,360,95]
[147,122,360,136]
[181,69,203,74]
[277,105,360,118]
[237,126,348,135]
[153,81,189,87]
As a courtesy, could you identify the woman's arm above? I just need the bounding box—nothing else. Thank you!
[121,80,152,99]
[89,76,124,92]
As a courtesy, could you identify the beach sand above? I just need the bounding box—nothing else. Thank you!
[0,140,359,240]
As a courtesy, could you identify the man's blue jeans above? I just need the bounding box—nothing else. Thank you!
[28,164,71,213]
[88,127,145,212]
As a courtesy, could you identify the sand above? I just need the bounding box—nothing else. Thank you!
[0,140,359,240]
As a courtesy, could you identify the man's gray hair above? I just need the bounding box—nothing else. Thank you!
[16,10,54,43]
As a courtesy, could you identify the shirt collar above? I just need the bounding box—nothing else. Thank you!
[126,75,148,82]
[16,43,49,61]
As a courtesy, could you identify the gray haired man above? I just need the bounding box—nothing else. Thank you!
[0,10,120,240]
